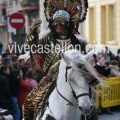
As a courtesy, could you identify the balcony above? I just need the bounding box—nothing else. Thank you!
[20,0,38,7]
[17,6,38,12]
[18,0,39,12]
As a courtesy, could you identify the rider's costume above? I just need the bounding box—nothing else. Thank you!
[22,0,89,120]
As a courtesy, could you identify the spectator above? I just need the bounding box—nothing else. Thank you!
[94,54,111,77]
[88,55,104,78]
[9,68,21,120]
[0,66,11,110]
[3,57,21,120]
[117,48,120,56]
[0,108,13,120]
[25,57,30,66]
[2,59,21,120]
[101,47,111,65]
[2,57,12,67]
[11,55,19,69]
[105,46,115,61]
[0,65,13,119]
[25,70,38,91]
[109,60,120,77]
[17,70,30,120]
[19,58,28,80]
[24,54,31,72]
[19,59,25,68]
[2,53,11,59]
[115,48,120,70]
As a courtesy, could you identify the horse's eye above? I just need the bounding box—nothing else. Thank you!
[77,64,84,68]
[77,64,88,72]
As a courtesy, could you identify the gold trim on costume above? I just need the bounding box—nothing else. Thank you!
[56,38,70,42]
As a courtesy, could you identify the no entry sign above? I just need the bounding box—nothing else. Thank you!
[9,12,25,29]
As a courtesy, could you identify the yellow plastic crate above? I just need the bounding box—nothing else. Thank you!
[95,77,120,108]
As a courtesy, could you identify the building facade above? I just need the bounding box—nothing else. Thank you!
[1,0,120,53]
[83,0,120,53]
[6,0,39,46]
[0,0,39,53]
[0,0,8,52]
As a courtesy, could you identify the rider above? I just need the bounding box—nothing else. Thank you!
[22,1,98,120]
[23,10,87,120]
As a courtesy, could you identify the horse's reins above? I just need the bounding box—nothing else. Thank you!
[56,66,90,106]
[56,84,75,106]
[40,66,90,119]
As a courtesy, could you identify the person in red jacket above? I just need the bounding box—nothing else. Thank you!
[17,70,30,119]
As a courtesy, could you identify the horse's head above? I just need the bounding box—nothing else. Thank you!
[61,49,104,115]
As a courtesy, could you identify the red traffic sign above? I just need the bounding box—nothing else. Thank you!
[9,12,25,29]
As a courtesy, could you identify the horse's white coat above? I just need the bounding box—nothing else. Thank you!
[37,49,103,120]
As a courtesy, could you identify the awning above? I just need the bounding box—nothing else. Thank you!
[17,6,39,12]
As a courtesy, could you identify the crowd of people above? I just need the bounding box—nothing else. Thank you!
[88,47,120,115]
[88,47,120,78]
[0,53,38,120]
[0,45,120,120]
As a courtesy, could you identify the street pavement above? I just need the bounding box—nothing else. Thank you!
[98,112,120,120]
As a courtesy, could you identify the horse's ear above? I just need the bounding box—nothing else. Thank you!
[61,53,72,65]
[82,51,94,61]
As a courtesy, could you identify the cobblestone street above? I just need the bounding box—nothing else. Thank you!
[98,112,120,120]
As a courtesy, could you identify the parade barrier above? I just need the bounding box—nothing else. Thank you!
[96,77,120,108]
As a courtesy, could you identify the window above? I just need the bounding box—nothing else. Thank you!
[1,8,7,23]
[2,8,6,16]
[101,6,106,44]
[101,4,115,44]
[89,7,95,44]
[108,5,114,41]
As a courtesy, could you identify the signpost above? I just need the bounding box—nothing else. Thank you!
[9,12,25,29]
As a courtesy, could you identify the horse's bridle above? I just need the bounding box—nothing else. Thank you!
[56,66,90,106]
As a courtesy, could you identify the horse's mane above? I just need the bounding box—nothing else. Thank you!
[64,50,107,91]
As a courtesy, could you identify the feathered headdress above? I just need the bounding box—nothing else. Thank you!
[44,0,88,29]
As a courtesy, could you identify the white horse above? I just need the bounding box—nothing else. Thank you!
[36,49,104,120]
